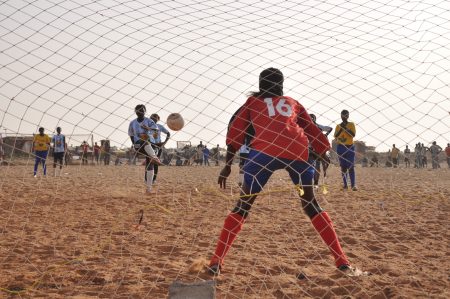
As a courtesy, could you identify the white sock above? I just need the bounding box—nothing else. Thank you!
[239,173,244,186]
[144,144,157,158]
[146,170,154,191]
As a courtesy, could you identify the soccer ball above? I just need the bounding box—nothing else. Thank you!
[166,113,184,131]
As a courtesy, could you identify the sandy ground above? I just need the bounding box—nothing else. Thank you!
[0,163,449,298]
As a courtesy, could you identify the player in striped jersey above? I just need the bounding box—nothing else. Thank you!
[51,127,66,176]
[128,104,162,193]
[150,113,171,183]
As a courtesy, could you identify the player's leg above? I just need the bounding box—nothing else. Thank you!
[313,159,321,187]
[33,152,42,176]
[346,145,356,190]
[59,153,64,169]
[209,151,277,273]
[53,152,58,169]
[287,161,350,269]
[153,147,161,183]
[55,153,63,175]
[135,140,161,166]
[42,151,48,175]
[337,145,349,189]
[153,163,159,182]
[53,152,58,176]
[143,143,162,165]
[145,157,154,193]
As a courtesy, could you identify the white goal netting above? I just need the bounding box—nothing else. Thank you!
[0,0,449,298]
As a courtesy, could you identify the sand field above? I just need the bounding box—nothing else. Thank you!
[0,163,449,298]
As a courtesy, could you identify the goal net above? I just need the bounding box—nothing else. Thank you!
[0,0,449,298]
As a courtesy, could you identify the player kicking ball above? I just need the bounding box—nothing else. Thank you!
[128,104,163,194]
[208,68,365,277]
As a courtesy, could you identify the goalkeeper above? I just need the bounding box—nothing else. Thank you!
[208,68,352,275]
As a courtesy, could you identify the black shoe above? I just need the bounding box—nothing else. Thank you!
[208,264,221,275]
[338,264,351,271]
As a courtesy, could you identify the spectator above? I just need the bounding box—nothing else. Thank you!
[94,142,101,165]
[202,145,210,166]
[429,141,442,169]
[81,141,89,165]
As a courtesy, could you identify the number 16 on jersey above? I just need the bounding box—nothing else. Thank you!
[264,98,292,117]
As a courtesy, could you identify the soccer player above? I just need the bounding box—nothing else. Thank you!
[129,105,162,193]
[391,144,400,168]
[334,110,357,190]
[202,145,210,166]
[150,113,170,183]
[103,139,111,165]
[238,143,251,186]
[404,145,411,168]
[81,141,89,165]
[209,68,352,275]
[429,141,442,169]
[421,143,429,168]
[213,144,220,166]
[32,127,51,177]
[93,142,101,165]
[309,114,332,187]
[51,127,66,176]
[414,143,421,168]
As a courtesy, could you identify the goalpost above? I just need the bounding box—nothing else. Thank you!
[0,1,449,298]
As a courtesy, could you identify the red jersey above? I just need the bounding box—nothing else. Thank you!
[226,96,330,161]
[82,144,89,153]
[445,146,450,157]
[94,145,101,154]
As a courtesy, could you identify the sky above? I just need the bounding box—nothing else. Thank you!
[0,0,449,151]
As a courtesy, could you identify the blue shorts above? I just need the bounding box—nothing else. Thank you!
[35,150,48,160]
[243,150,314,195]
[337,144,355,169]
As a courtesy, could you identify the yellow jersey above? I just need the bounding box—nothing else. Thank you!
[391,147,400,158]
[33,134,51,151]
[334,122,355,145]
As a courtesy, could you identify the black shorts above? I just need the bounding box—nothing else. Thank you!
[54,152,64,163]
[239,152,249,167]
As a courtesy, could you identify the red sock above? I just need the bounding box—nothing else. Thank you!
[210,212,245,267]
[311,211,349,267]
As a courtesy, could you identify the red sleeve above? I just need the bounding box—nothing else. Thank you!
[226,100,251,151]
[296,105,330,155]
